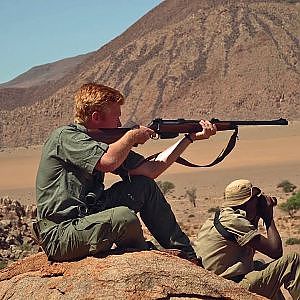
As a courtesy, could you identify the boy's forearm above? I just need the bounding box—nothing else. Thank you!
[129,136,193,179]
[149,136,192,177]
[96,132,135,172]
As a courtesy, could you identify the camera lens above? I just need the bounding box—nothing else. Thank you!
[86,192,96,205]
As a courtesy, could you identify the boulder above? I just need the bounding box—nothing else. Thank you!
[0,250,266,299]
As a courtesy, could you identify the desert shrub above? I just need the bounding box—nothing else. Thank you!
[20,242,32,252]
[0,260,7,270]
[277,180,297,193]
[208,206,220,213]
[156,180,175,196]
[285,237,300,245]
[279,191,300,217]
[185,187,197,207]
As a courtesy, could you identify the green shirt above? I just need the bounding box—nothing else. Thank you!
[194,207,260,279]
[36,124,146,223]
[36,124,109,223]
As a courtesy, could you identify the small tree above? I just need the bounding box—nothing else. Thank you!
[185,187,197,207]
[277,180,297,193]
[279,191,300,217]
[156,181,175,196]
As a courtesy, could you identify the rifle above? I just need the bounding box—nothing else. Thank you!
[87,118,288,167]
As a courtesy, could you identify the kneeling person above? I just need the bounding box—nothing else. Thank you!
[195,179,299,300]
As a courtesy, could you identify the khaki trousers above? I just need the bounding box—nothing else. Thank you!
[240,252,300,300]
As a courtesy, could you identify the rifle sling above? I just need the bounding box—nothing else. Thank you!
[214,209,237,242]
[145,127,239,168]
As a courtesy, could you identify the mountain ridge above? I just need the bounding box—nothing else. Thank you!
[0,0,299,148]
[0,53,91,89]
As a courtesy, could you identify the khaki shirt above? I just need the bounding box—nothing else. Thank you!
[36,124,145,223]
[194,207,260,279]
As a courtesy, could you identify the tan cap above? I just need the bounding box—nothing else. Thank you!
[222,179,261,207]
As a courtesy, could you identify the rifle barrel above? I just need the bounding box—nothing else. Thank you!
[211,118,288,126]
[91,118,289,142]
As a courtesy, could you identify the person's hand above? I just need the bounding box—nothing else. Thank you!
[190,120,217,141]
[257,195,277,229]
[265,195,277,207]
[129,126,155,145]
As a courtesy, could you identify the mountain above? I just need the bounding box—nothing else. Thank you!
[1,0,300,148]
[0,54,91,89]
[0,53,91,111]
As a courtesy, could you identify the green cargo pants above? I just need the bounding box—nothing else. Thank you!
[41,206,147,261]
[41,176,195,261]
[104,176,195,256]
[240,252,300,300]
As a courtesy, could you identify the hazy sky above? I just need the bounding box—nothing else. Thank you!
[0,0,162,84]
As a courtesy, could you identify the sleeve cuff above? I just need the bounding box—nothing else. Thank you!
[84,143,109,174]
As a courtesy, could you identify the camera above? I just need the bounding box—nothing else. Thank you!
[256,194,266,215]
[256,194,276,228]
[85,188,103,206]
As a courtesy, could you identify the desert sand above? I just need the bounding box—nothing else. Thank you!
[1,121,299,204]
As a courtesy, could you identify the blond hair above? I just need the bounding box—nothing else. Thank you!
[74,83,124,124]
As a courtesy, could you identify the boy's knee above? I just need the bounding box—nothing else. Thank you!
[111,206,145,247]
[112,206,138,223]
[111,206,141,232]
[133,175,157,189]
[135,176,164,199]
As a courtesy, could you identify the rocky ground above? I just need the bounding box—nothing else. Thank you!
[1,186,298,271]
[0,251,266,300]
[0,197,39,269]
[0,189,298,299]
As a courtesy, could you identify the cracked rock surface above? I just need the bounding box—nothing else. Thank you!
[0,250,266,299]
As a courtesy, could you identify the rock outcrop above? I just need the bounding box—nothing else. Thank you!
[0,250,266,299]
[0,197,38,268]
